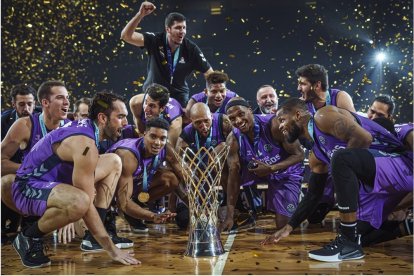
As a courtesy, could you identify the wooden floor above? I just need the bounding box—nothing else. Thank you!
[1,212,412,275]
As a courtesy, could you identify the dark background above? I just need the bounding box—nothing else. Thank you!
[1,0,412,123]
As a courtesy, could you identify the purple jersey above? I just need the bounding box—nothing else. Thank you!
[233,114,304,216]
[233,114,304,183]
[108,137,167,197]
[180,113,226,151]
[306,88,341,115]
[191,90,238,114]
[22,113,70,161]
[140,94,183,124]
[394,123,413,144]
[309,112,412,228]
[16,119,96,184]
[311,112,405,165]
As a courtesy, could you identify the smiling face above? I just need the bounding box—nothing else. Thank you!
[42,86,70,120]
[143,127,168,156]
[166,20,186,46]
[226,105,254,134]
[367,101,391,120]
[276,109,304,143]
[206,83,227,108]
[256,86,278,114]
[143,96,164,119]
[102,100,128,141]
[191,111,212,138]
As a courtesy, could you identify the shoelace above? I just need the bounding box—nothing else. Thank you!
[29,239,48,257]
[324,235,345,250]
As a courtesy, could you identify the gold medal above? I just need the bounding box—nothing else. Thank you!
[138,192,150,203]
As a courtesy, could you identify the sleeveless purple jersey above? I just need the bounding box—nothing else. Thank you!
[311,112,405,165]
[140,94,183,124]
[108,137,167,196]
[233,114,303,182]
[23,113,70,161]
[309,112,412,229]
[191,90,237,114]
[180,113,226,151]
[16,119,96,185]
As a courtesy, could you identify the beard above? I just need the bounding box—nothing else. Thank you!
[287,122,302,143]
[304,89,318,103]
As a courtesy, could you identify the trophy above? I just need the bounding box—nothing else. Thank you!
[174,145,229,257]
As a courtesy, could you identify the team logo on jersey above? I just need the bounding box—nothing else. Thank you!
[264,144,273,152]
[318,136,326,145]
[179,57,185,64]
[211,139,217,146]
[286,203,295,213]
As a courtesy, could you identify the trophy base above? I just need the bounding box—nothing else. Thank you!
[185,239,225,257]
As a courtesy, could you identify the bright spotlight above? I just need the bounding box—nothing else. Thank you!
[376,52,386,62]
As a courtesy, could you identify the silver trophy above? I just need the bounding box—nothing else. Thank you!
[174,145,229,257]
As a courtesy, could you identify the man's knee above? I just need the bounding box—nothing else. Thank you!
[107,153,122,174]
[62,190,90,222]
[161,171,179,190]
[1,175,18,212]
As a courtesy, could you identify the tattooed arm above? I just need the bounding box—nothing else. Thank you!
[314,106,372,148]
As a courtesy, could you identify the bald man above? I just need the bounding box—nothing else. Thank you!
[174,103,233,228]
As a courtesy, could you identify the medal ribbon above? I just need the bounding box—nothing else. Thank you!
[165,36,180,85]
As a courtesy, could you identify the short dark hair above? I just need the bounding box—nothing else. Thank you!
[37,80,66,101]
[11,83,36,102]
[278,98,307,115]
[206,71,229,86]
[295,64,329,91]
[372,95,395,116]
[165,12,186,27]
[146,83,170,107]
[145,117,170,131]
[73,97,92,113]
[373,117,397,137]
[89,90,125,120]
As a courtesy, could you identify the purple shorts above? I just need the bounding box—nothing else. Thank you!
[266,177,301,217]
[358,152,413,228]
[12,179,59,216]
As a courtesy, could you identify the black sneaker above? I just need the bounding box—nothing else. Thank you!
[80,231,103,252]
[12,232,51,268]
[130,220,149,234]
[235,212,256,231]
[109,232,134,249]
[105,210,134,249]
[308,234,365,262]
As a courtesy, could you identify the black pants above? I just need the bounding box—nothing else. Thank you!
[331,148,376,213]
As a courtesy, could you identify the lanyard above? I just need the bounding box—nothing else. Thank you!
[39,113,65,138]
[92,121,100,149]
[310,90,331,114]
[165,36,180,85]
[195,127,213,150]
[307,117,315,142]
[140,141,160,193]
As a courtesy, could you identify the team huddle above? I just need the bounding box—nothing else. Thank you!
[1,0,412,269]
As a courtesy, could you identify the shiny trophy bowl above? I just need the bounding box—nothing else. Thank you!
[173,145,229,257]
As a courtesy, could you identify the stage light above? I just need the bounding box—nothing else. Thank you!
[376,52,386,62]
